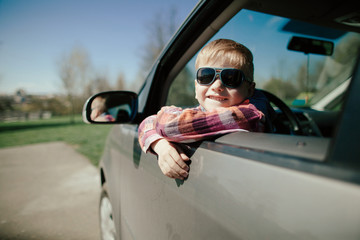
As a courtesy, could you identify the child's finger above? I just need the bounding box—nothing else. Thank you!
[162,151,188,178]
[179,153,190,171]
[167,159,187,179]
[173,144,190,161]
[180,152,190,161]
[169,149,189,172]
[158,156,184,180]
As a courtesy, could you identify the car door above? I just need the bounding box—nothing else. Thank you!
[113,59,360,240]
[107,1,360,239]
[112,97,360,240]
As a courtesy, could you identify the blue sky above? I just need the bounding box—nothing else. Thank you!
[1,0,345,96]
[0,0,198,94]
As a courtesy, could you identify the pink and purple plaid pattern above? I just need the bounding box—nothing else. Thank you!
[138,99,265,153]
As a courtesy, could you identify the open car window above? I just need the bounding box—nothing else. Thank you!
[166,9,360,138]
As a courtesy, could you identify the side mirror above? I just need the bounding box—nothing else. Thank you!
[82,91,138,124]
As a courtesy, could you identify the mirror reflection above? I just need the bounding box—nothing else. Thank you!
[83,91,137,124]
[91,95,116,122]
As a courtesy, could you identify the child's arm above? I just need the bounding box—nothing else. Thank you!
[151,139,189,180]
[138,114,190,180]
[138,115,163,153]
[138,100,264,180]
[156,100,265,142]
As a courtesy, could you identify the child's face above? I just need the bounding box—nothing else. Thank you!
[90,98,103,120]
[195,61,254,111]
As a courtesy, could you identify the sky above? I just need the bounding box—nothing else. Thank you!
[0,0,199,95]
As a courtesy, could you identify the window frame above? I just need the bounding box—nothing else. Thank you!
[138,0,360,185]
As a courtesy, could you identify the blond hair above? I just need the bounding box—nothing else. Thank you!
[195,39,254,82]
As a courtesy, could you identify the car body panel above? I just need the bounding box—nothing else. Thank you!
[90,0,360,239]
[102,124,360,239]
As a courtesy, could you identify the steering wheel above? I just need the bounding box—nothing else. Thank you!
[260,89,305,135]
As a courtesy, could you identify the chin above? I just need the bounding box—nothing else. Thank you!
[204,103,230,111]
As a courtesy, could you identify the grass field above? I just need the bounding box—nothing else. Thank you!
[0,116,113,166]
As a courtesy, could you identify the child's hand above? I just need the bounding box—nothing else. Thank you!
[151,139,190,180]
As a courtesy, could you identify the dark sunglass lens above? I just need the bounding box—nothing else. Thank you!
[197,68,215,85]
[221,69,243,88]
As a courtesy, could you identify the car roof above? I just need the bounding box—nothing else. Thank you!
[245,0,360,33]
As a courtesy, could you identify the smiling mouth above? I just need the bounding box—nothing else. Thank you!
[208,95,228,101]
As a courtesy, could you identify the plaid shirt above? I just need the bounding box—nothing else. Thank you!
[138,99,265,153]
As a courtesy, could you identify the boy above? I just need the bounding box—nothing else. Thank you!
[90,96,115,122]
[138,39,272,180]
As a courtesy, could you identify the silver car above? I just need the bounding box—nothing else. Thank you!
[83,0,360,239]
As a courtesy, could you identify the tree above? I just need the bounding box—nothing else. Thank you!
[142,8,177,69]
[317,33,360,89]
[92,73,112,93]
[131,6,197,106]
[166,67,197,107]
[58,58,76,122]
[132,7,179,91]
[263,77,299,101]
[295,59,324,93]
[57,46,92,123]
[115,73,126,90]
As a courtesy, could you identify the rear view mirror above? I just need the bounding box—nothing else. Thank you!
[83,91,138,124]
[287,36,334,56]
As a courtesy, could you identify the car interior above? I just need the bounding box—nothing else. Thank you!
[163,0,360,140]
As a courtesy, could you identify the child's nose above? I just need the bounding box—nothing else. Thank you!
[211,76,225,90]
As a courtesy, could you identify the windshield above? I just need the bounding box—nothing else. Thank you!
[211,9,360,111]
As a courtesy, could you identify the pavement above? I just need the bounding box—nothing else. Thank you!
[0,142,101,240]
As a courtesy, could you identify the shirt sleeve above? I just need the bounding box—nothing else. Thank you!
[138,115,164,153]
[155,100,265,143]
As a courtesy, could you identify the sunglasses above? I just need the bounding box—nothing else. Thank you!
[196,67,248,88]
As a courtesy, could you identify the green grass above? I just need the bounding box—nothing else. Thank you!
[0,116,112,166]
